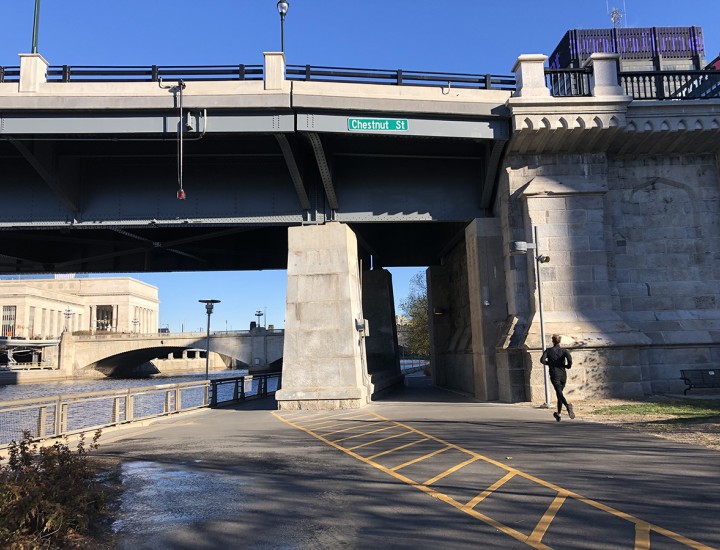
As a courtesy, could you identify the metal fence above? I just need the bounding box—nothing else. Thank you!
[620,70,720,99]
[0,371,281,446]
[545,68,592,97]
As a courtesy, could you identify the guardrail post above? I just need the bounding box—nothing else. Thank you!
[37,406,47,438]
[484,74,492,89]
[210,381,217,407]
[240,376,246,400]
[126,391,134,422]
[112,397,121,423]
[18,53,48,93]
[164,390,172,413]
[175,385,182,412]
[54,395,62,436]
[233,379,239,402]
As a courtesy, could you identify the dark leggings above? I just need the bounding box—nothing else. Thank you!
[551,376,569,414]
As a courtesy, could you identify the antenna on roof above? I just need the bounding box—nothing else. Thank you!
[606,0,627,28]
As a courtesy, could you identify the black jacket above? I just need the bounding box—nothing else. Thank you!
[541,344,572,380]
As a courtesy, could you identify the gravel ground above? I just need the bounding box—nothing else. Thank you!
[566,395,720,452]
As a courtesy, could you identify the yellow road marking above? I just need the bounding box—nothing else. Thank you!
[332,423,395,443]
[463,471,516,510]
[527,492,568,545]
[347,429,413,451]
[423,454,481,486]
[272,410,714,550]
[389,445,451,471]
[321,421,386,437]
[367,437,430,460]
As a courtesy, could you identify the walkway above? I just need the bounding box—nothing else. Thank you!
[100,375,719,549]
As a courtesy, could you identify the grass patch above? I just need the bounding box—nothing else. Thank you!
[593,400,720,418]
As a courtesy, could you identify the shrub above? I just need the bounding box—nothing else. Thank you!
[0,430,105,549]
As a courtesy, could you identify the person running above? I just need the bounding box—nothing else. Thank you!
[540,334,574,421]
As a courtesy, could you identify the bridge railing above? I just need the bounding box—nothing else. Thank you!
[43,64,264,82]
[0,371,283,446]
[619,69,720,100]
[286,64,517,90]
[545,68,592,97]
[210,372,281,407]
[0,66,20,82]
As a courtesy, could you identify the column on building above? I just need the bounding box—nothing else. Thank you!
[276,222,373,410]
[361,267,403,392]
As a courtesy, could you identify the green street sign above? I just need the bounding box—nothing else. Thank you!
[347,118,409,132]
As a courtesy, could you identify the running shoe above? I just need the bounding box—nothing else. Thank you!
[567,404,575,419]
[553,412,561,422]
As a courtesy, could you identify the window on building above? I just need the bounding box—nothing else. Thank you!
[2,306,17,338]
[96,305,113,331]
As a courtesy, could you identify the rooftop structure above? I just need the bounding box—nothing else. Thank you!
[549,26,706,71]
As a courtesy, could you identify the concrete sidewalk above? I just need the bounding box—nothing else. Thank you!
[100,376,720,549]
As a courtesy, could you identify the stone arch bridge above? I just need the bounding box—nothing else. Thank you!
[55,330,284,378]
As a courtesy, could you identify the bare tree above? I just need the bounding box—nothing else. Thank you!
[399,272,429,357]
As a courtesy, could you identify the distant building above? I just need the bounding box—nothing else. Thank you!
[0,277,159,339]
[549,26,707,71]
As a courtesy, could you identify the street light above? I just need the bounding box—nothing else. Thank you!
[255,309,264,328]
[277,1,289,53]
[510,226,551,408]
[63,308,72,332]
[199,299,221,380]
[132,318,139,333]
[31,0,41,53]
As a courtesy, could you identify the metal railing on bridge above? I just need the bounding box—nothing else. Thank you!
[545,67,720,100]
[0,372,281,446]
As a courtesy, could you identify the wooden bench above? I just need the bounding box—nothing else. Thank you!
[680,369,720,395]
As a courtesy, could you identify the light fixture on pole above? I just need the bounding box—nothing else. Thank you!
[255,309,264,328]
[199,299,221,380]
[63,308,72,332]
[31,0,41,53]
[277,1,289,53]
[510,226,551,408]
[132,318,139,333]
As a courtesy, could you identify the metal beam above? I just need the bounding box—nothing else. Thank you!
[274,134,311,210]
[305,132,339,211]
[10,139,79,213]
[480,140,507,210]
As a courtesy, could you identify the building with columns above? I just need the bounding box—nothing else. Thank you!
[0,277,159,339]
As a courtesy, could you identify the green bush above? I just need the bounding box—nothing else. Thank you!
[0,430,105,549]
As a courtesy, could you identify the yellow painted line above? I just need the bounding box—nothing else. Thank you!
[273,410,714,550]
[389,445,451,471]
[635,523,651,550]
[272,411,540,549]
[321,422,387,437]
[299,411,373,427]
[423,455,481,487]
[463,471,516,511]
[347,430,413,451]
[332,423,395,443]
[527,492,568,546]
[367,437,430,460]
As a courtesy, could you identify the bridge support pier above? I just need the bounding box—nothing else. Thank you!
[276,222,373,410]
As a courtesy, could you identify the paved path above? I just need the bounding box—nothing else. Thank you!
[100,376,719,549]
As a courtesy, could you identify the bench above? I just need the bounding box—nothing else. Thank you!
[680,369,720,395]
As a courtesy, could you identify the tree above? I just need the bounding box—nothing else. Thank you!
[399,272,429,357]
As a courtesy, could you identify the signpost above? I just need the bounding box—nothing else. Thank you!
[347,118,409,132]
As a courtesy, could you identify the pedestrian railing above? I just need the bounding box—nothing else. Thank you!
[0,361,55,371]
[620,69,720,99]
[545,68,592,97]
[0,371,283,446]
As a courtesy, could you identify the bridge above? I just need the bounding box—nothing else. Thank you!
[1,36,720,408]
[51,329,284,378]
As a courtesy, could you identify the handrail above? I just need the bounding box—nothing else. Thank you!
[545,67,592,97]
[45,64,264,83]
[620,69,720,100]
[0,66,20,83]
[210,371,281,406]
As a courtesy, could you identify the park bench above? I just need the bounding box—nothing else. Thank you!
[680,369,720,395]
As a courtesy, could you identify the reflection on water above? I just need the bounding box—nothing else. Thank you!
[0,369,249,403]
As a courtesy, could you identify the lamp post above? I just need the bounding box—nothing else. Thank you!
[199,299,220,380]
[132,318,139,333]
[63,308,72,332]
[277,1,289,53]
[510,226,552,408]
[31,0,41,53]
[255,309,264,328]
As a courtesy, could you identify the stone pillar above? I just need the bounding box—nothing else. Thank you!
[276,223,372,410]
[512,54,550,98]
[18,53,48,93]
[264,52,286,91]
[427,266,451,387]
[584,53,624,97]
[361,268,402,393]
[465,219,508,401]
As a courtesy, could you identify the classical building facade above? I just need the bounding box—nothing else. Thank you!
[0,277,159,339]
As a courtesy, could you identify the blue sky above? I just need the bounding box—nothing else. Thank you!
[2,1,719,331]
